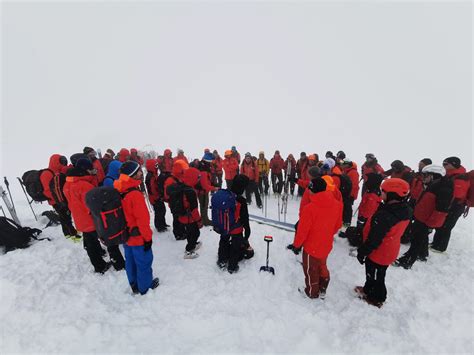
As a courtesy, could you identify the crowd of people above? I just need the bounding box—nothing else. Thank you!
[33,146,472,306]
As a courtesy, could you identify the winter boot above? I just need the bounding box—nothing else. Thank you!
[151,277,160,289]
[184,251,199,259]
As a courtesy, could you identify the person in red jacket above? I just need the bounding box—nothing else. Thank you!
[171,167,203,259]
[270,150,285,194]
[284,154,297,195]
[157,149,174,173]
[83,147,105,185]
[395,164,453,269]
[231,146,241,164]
[130,148,144,165]
[340,160,360,224]
[114,161,159,294]
[290,177,343,299]
[197,152,218,226]
[385,160,413,183]
[145,159,167,232]
[361,153,385,194]
[400,158,432,244]
[211,150,223,188]
[173,149,189,165]
[356,178,412,307]
[118,148,131,163]
[241,152,262,208]
[431,157,470,252]
[64,159,123,273]
[165,160,189,240]
[223,150,239,189]
[296,152,309,196]
[357,173,383,228]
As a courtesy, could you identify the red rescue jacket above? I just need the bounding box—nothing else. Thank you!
[270,155,285,175]
[223,157,239,181]
[114,175,152,246]
[145,159,160,204]
[241,160,259,182]
[41,154,69,205]
[293,191,343,259]
[343,165,360,200]
[446,166,470,205]
[414,177,453,228]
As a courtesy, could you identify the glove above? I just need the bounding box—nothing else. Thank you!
[287,244,301,255]
[463,206,470,218]
[356,250,366,265]
[144,240,152,252]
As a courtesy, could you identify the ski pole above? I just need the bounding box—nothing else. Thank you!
[0,205,5,217]
[0,185,20,224]
[17,177,38,221]
[4,177,17,215]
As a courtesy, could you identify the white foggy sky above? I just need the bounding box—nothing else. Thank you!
[1,1,472,178]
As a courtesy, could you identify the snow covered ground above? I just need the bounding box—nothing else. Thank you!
[1,190,473,354]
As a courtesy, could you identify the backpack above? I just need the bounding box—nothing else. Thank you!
[346,226,363,247]
[21,169,52,202]
[166,181,196,216]
[466,170,474,208]
[85,186,129,246]
[49,173,68,207]
[0,217,48,252]
[211,189,241,236]
[338,174,353,199]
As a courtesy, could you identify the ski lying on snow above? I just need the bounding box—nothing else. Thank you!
[248,214,295,232]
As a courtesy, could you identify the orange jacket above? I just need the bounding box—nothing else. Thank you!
[293,191,343,259]
[114,175,152,246]
[223,157,239,181]
[241,160,259,182]
[173,155,189,165]
[63,171,96,233]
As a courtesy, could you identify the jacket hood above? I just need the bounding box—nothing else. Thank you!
[164,149,172,157]
[145,159,157,173]
[309,190,338,206]
[49,154,67,174]
[119,148,130,161]
[107,160,123,179]
[381,201,412,221]
[182,167,200,188]
[446,166,466,176]
[114,174,142,192]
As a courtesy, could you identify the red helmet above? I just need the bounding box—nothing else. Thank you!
[381,178,410,197]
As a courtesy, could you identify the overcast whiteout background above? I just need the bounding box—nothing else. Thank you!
[1,1,472,177]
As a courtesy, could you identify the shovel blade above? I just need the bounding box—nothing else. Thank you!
[259,266,275,275]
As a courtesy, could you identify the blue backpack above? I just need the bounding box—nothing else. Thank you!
[211,189,240,236]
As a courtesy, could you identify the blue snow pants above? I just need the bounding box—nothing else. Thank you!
[124,244,154,295]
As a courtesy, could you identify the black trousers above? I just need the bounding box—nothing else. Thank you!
[403,219,430,263]
[218,233,244,269]
[297,185,305,197]
[107,245,125,270]
[82,231,107,272]
[342,197,354,225]
[215,174,223,188]
[172,215,186,240]
[245,181,262,207]
[363,258,388,304]
[152,200,167,231]
[183,222,200,252]
[258,175,269,195]
[53,203,77,237]
[226,179,233,190]
[271,173,283,194]
[432,203,465,252]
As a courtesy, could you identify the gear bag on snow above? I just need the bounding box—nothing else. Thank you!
[166,181,196,216]
[0,217,49,252]
[21,169,53,202]
[211,189,241,236]
[85,186,129,246]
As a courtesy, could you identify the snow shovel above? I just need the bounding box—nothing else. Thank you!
[260,235,275,275]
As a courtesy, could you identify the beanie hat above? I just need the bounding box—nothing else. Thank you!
[120,161,140,177]
[365,153,376,160]
[245,152,252,158]
[308,177,327,194]
[337,151,346,160]
[443,156,461,169]
[391,160,405,171]
[70,153,89,167]
[275,150,280,155]
[83,146,95,155]
[325,151,334,158]
[231,174,250,196]
[202,152,214,162]
[76,158,93,172]
[420,158,432,166]
[308,166,321,178]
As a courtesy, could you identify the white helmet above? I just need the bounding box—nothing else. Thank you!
[422,164,446,177]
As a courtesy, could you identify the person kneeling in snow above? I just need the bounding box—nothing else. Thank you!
[291,177,343,299]
[355,178,412,307]
[114,161,159,295]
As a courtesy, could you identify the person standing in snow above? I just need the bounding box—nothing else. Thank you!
[114,161,159,294]
[145,159,168,232]
[290,177,343,299]
[270,150,285,194]
[211,150,223,188]
[284,154,297,195]
[296,152,309,196]
[64,158,125,273]
[355,178,412,308]
[241,152,262,208]
[197,152,218,226]
[223,150,239,189]
[83,147,105,186]
[394,164,453,269]
[257,151,270,196]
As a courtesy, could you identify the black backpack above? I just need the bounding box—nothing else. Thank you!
[85,186,130,246]
[0,217,48,252]
[21,169,53,202]
[339,174,353,199]
[49,173,68,207]
[166,181,196,216]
